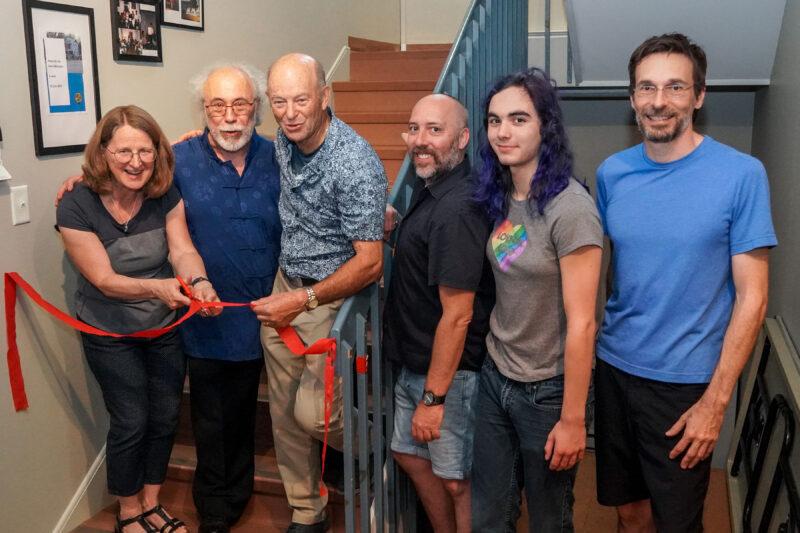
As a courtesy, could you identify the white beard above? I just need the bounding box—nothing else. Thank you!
[210,123,254,152]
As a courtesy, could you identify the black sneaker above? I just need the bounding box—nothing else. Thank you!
[286,515,330,533]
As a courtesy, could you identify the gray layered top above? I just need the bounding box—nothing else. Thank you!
[56,183,181,334]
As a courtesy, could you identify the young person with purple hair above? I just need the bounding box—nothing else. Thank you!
[470,68,603,532]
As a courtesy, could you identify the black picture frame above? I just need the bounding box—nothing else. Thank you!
[111,1,163,62]
[22,0,102,156]
[160,0,203,31]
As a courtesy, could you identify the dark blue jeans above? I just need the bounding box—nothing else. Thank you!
[471,357,593,533]
[81,329,185,497]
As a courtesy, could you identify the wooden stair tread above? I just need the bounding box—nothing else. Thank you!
[333,79,436,91]
[348,36,399,51]
[350,49,449,60]
[72,476,359,532]
[337,111,409,123]
[348,36,451,52]
[168,443,353,504]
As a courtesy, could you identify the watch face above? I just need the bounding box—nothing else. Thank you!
[422,391,434,406]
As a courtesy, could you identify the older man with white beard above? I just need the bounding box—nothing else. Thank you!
[169,64,281,533]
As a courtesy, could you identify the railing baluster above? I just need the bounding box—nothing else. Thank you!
[545,0,551,75]
[355,313,370,532]
[339,339,356,533]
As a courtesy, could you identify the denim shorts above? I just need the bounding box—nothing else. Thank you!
[390,366,479,479]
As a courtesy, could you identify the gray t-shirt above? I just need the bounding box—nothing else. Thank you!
[485,179,603,382]
[56,183,181,334]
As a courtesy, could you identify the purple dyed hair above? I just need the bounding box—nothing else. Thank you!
[474,67,579,223]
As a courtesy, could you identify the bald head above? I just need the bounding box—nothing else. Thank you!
[266,53,332,153]
[413,93,468,130]
[406,93,470,180]
[267,53,326,90]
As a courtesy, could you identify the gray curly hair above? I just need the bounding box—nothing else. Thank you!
[190,63,267,126]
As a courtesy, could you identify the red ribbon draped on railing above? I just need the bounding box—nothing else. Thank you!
[4,271,337,495]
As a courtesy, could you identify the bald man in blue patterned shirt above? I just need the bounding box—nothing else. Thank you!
[251,53,387,533]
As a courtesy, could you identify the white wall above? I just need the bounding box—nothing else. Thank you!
[0,1,398,530]
[403,0,470,44]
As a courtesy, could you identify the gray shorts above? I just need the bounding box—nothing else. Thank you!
[390,366,479,480]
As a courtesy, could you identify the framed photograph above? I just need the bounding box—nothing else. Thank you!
[111,1,162,62]
[161,0,203,31]
[22,0,102,156]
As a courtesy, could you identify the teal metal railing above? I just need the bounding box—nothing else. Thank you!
[331,1,529,532]
[388,0,529,215]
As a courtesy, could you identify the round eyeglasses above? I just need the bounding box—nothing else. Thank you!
[105,147,156,164]
[204,99,255,117]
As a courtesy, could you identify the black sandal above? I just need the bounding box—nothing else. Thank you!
[115,512,157,533]
[142,504,186,533]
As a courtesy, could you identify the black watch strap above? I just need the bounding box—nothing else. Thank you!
[190,276,210,286]
[422,390,446,406]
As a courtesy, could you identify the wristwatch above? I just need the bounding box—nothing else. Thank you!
[421,390,446,406]
[304,286,319,310]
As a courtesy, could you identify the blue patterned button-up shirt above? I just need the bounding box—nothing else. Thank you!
[275,110,387,280]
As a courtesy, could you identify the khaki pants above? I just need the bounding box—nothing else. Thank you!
[261,270,344,524]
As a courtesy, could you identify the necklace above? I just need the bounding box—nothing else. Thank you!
[111,194,141,233]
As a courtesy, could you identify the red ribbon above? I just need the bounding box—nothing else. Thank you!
[5,271,338,496]
[274,323,338,496]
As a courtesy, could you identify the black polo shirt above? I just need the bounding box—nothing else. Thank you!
[383,158,494,374]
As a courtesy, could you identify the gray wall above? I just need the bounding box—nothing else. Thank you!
[0,1,399,530]
[563,92,756,191]
[752,0,800,349]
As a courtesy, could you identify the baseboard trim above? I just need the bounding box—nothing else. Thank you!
[52,444,107,533]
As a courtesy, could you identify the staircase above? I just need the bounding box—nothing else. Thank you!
[70,37,449,533]
[333,37,450,188]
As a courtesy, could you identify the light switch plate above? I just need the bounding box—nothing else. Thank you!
[11,185,30,225]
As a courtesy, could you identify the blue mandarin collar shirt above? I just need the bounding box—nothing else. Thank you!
[173,129,281,361]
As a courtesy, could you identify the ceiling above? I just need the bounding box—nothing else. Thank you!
[564,0,787,87]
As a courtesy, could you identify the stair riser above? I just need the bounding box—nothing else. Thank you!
[349,122,409,147]
[349,50,447,82]
[334,90,431,113]
[350,57,446,81]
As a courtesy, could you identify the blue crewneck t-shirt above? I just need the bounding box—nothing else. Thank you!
[596,136,776,383]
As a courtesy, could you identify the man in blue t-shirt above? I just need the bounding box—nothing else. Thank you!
[595,33,776,532]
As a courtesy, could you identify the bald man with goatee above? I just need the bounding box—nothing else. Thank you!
[383,94,493,533]
[251,53,387,532]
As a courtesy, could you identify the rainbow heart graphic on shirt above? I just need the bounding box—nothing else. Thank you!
[492,220,527,271]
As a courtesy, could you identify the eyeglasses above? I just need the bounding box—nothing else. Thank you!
[105,147,156,164]
[633,84,694,99]
[204,99,256,117]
